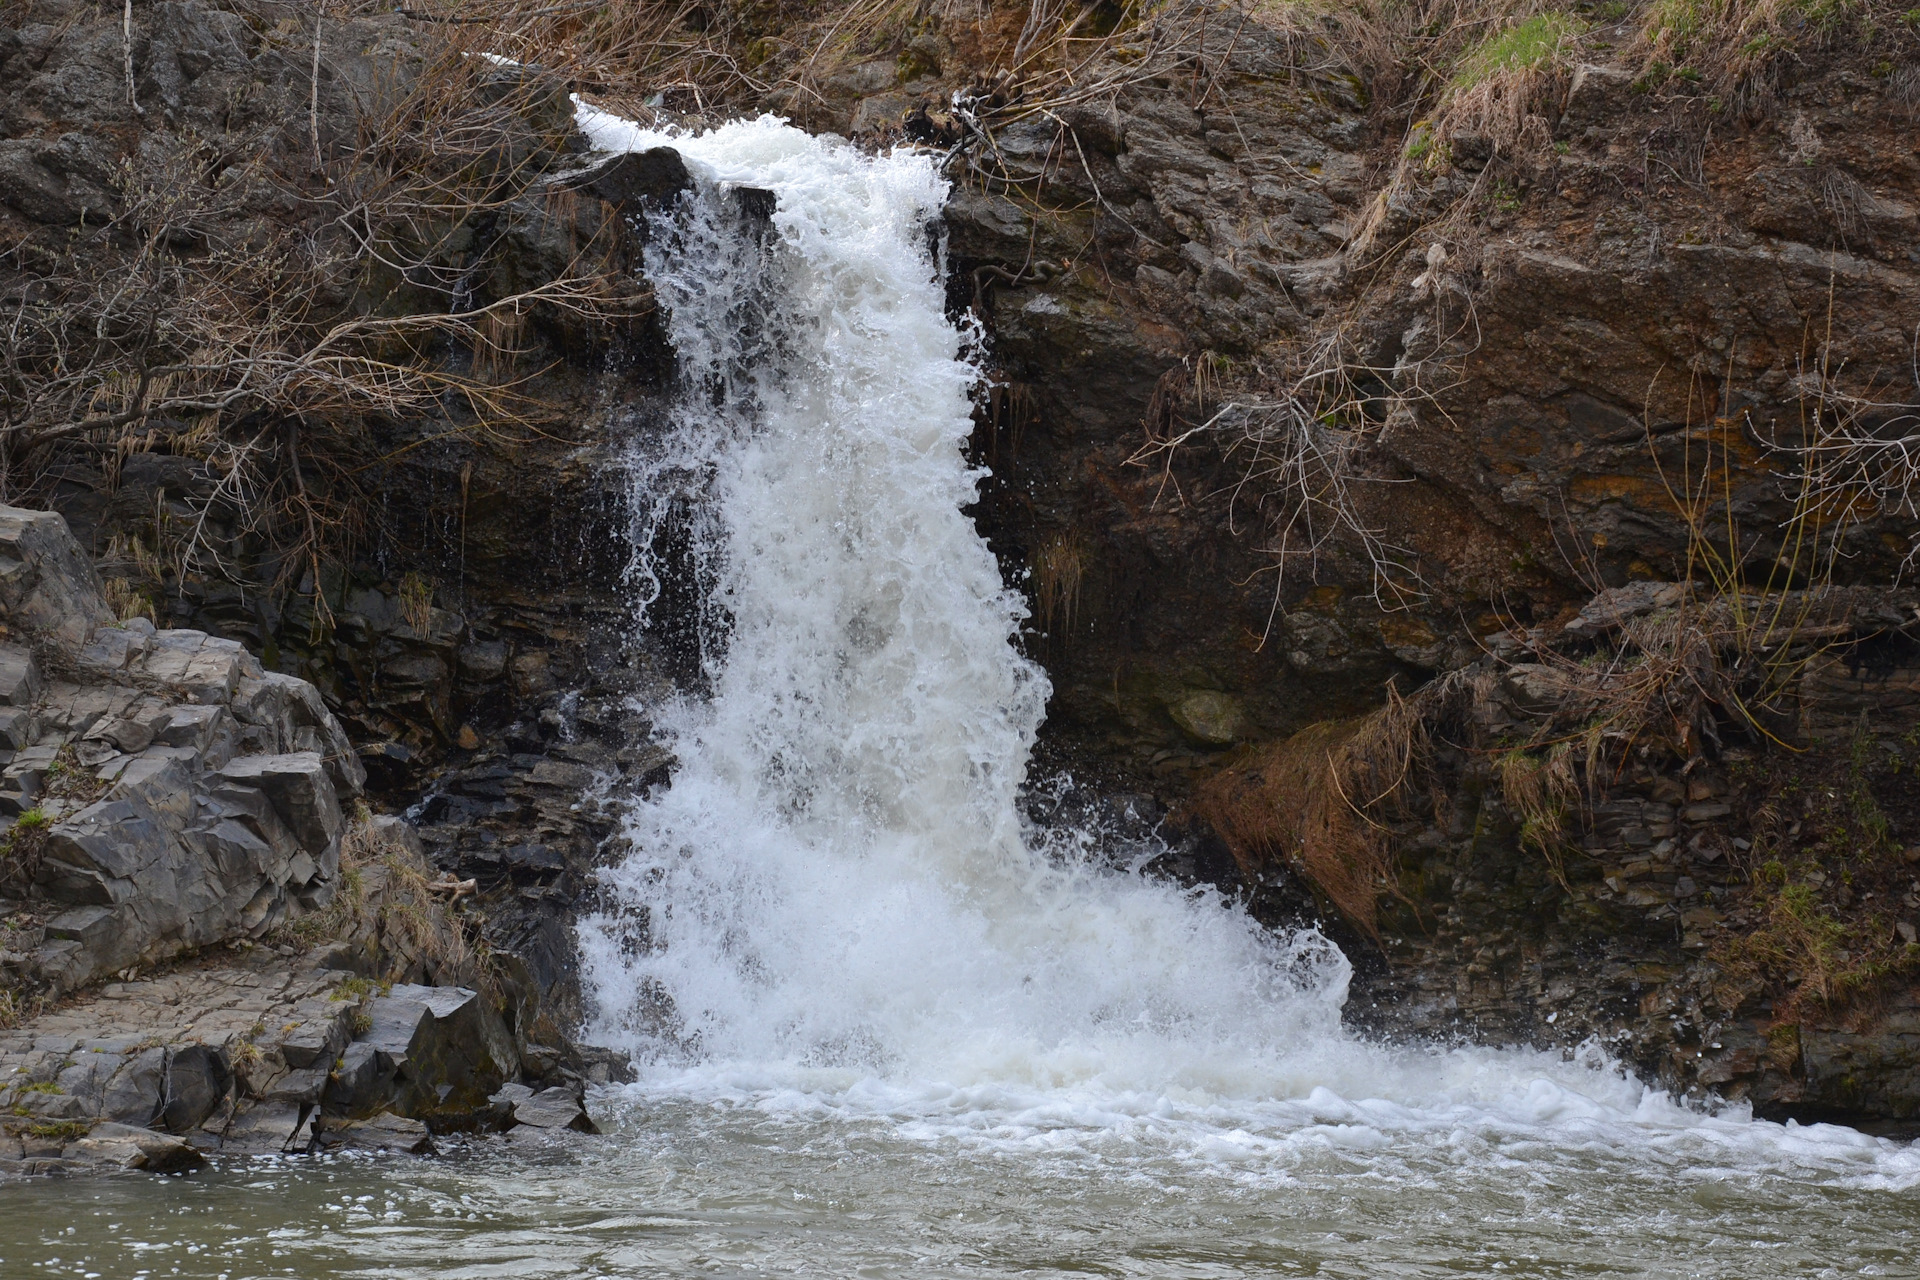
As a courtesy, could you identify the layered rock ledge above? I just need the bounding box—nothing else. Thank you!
[0,505,619,1178]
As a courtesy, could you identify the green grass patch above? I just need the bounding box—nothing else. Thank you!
[24,1119,92,1141]
[1454,12,1582,87]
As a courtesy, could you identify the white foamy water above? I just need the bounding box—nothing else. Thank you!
[3,110,1918,1280]
[569,107,1920,1194]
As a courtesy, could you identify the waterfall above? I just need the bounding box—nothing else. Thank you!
[572,112,1364,1093]
[570,114,1727,1145]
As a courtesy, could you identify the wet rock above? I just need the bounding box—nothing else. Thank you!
[563,145,693,214]
[316,1111,435,1154]
[327,984,520,1130]
[1800,995,1920,1122]
[218,1101,315,1155]
[161,1044,233,1133]
[491,1081,598,1132]
[66,1122,205,1174]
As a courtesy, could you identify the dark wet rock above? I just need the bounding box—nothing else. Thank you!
[325,984,520,1131]
[491,1081,599,1133]
[160,1044,232,1134]
[560,145,694,214]
[315,1111,435,1155]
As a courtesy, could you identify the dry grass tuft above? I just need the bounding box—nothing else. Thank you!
[1494,739,1580,884]
[1030,529,1087,638]
[1637,0,1864,105]
[1188,682,1434,936]
[1436,10,1581,155]
[281,811,477,985]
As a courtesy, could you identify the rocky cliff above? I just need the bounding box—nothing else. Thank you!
[0,506,614,1177]
[5,0,1920,1150]
[789,2,1920,1127]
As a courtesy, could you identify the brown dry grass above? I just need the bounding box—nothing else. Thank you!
[280,811,479,986]
[1030,529,1087,638]
[1187,682,1434,936]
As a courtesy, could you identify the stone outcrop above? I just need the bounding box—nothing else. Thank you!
[926,18,1920,785]
[331,983,521,1130]
[1,0,689,1041]
[0,943,611,1178]
[0,506,625,1178]
[1,505,364,996]
[1192,578,1920,1131]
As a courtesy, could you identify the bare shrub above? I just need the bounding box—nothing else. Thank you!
[1,30,647,617]
[1126,313,1483,642]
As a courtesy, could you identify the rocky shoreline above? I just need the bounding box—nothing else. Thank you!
[0,503,620,1178]
[4,0,1920,1177]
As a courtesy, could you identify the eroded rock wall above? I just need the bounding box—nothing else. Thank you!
[0,504,365,996]
[927,19,1920,781]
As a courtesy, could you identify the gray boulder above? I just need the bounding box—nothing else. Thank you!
[0,505,365,996]
[325,984,520,1131]
[0,506,114,648]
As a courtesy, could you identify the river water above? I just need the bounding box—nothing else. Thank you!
[3,114,1917,1278]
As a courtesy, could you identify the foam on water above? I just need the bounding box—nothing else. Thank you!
[571,106,1920,1188]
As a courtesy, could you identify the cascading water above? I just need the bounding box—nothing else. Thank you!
[573,110,1371,1101]
[559,106,1912,1186]
[6,112,1918,1280]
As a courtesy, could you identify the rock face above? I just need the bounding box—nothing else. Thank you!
[902,16,1920,1126]
[331,984,520,1130]
[927,20,1920,785]
[0,0,685,1040]
[1,505,364,996]
[0,942,609,1177]
[1190,579,1920,1130]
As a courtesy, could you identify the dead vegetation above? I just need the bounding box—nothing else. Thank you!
[1126,306,1479,631]
[1188,680,1437,935]
[1189,323,1920,943]
[277,809,484,987]
[2,8,649,624]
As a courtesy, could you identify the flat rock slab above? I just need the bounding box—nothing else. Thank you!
[490,1080,598,1132]
[316,1112,435,1155]
[0,948,372,1173]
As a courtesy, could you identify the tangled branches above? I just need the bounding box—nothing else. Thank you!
[1,27,647,612]
[1752,327,1920,579]
[1128,349,1428,621]
[1126,283,1485,639]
